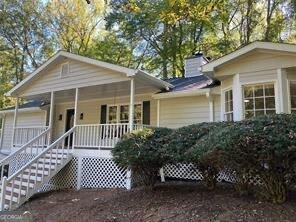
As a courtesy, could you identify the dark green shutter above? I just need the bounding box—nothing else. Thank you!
[142,101,150,125]
[100,105,107,124]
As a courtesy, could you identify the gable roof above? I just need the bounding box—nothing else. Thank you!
[7,51,173,97]
[202,41,296,73]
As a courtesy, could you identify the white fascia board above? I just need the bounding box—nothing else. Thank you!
[152,88,211,99]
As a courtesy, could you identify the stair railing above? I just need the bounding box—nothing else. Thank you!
[0,128,51,179]
[0,126,76,210]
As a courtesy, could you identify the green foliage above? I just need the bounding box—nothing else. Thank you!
[165,122,228,163]
[184,122,230,190]
[195,114,296,203]
[113,115,296,203]
[112,127,173,187]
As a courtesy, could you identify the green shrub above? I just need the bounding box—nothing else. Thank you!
[164,123,218,163]
[112,127,173,188]
[186,122,231,190]
[195,114,296,203]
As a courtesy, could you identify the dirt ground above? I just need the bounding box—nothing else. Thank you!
[18,182,296,222]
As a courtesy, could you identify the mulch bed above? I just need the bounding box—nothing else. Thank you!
[18,181,296,222]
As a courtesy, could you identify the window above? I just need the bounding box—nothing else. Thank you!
[60,63,69,78]
[108,106,117,123]
[120,105,129,123]
[134,104,142,124]
[224,89,233,121]
[290,81,296,113]
[243,83,275,118]
[108,104,142,124]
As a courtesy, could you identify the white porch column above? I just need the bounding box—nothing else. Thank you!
[72,88,79,149]
[129,78,135,131]
[157,99,160,127]
[48,91,55,144]
[206,92,214,122]
[0,114,5,150]
[276,68,289,113]
[11,97,19,147]
[157,99,166,182]
[232,74,243,121]
[74,88,79,126]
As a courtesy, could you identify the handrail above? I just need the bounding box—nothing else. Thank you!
[0,129,50,167]
[0,126,75,210]
[6,126,75,181]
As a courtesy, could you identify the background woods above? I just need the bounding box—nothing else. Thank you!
[0,0,296,107]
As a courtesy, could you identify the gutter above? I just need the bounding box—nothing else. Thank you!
[0,107,43,115]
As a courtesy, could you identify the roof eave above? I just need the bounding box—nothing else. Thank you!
[152,88,211,99]
[202,41,296,73]
[0,107,43,115]
[135,70,174,89]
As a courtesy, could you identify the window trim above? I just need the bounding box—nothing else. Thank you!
[106,103,142,124]
[242,82,276,119]
[288,80,296,113]
[222,87,233,121]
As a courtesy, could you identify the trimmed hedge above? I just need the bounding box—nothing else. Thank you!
[113,114,296,203]
[112,127,173,187]
[165,122,230,190]
[194,114,296,203]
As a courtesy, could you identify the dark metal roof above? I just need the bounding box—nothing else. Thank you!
[164,75,220,92]
[1,100,48,111]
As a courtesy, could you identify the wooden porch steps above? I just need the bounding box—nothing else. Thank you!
[0,126,76,211]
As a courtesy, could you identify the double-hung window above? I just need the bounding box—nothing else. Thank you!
[290,81,296,113]
[108,104,142,124]
[243,83,275,118]
[224,89,233,121]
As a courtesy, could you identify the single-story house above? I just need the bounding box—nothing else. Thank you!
[0,41,296,210]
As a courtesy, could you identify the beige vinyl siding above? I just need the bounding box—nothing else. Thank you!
[21,59,129,97]
[287,69,296,81]
[2,115,13,151]
[221,77,233,90]
[239,69,277,85]
[215,53,296,77]
[159,96,210,129]
[53,94,157,139]
[214,95,221,122]
[1,111,47,151]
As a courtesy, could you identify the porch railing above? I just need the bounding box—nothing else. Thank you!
[75,123,147,149]
[13,126,48,147]
[0,128,50,178]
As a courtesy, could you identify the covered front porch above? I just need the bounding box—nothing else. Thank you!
[10,77,165,156]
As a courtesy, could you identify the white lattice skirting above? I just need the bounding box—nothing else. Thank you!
[42,157,127,192]
[40,160,262,193]
[163,163,263,186]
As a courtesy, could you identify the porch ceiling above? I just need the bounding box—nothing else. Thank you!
[24,78,162,103]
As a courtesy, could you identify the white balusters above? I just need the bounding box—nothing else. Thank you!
[0,127,75,211]
[74,123,140,149]
[13,126,48,147]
